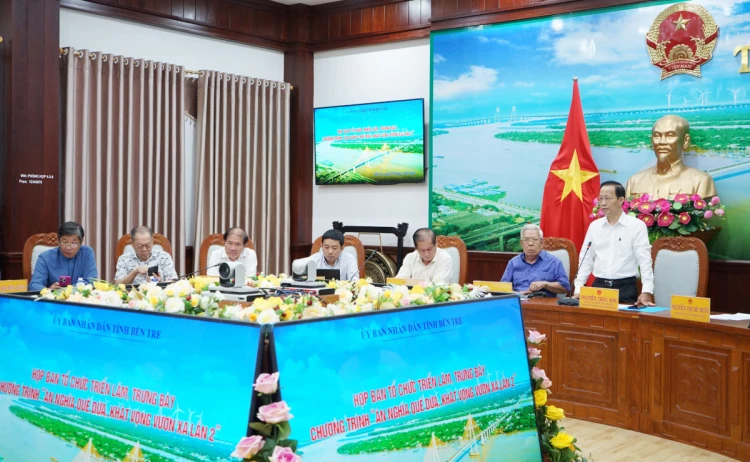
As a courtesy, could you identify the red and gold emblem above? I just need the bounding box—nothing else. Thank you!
[646,3,719,80]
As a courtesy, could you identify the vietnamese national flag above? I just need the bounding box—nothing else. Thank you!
[539,79,599,251]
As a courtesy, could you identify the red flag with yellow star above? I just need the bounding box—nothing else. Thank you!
[539,79,599,251]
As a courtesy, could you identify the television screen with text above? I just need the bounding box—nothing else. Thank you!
[272,296,543,461]
[314,99,426,185]
[0,295,261,462]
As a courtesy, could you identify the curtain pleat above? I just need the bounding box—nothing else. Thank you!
[194,72,290,274]
[61,48,185,280]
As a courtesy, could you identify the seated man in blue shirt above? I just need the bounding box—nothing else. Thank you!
[501,224,570,297]
[29,221,99,291]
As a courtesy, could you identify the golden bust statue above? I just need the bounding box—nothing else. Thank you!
[625,115,717,199]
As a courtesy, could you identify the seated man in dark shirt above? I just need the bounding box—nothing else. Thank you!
[501,224,570,296]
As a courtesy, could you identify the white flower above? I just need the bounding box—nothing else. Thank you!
[257,309,280,324]
[359,302,373,312]
[200,296,211,310]
[222,304,244,320]
[164,297,185,313]
[302,306,326,319]
[211,291,225,302]
[336,288,353,303]
[329,304,348,316]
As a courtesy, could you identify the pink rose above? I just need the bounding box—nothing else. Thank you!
[592,197,599,206]
[527,330,546,344]
[630,199,641,211]
[621,200,630,211]
[638,213,655,227]
[639,193,650,201]
[691,194,701,201]
[531,367,553,389]
[674,193,689,205]
[270,446,301,462]
[693,199,706,210]
[588,213,596,219]
[231,436,265,459]
[710,196,721,206]
[597,209,606,217]
[716,208,725,216]
[253,372,279,395]
[257,401,293,424]
[656,199,671,212]
[657,211,675,227]
[678,212,691,225]
[703,210,713,219]
[528,347,542,360]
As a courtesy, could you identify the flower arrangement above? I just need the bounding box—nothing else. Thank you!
[38,280,127,307]
[527,330,588,462]
[591,193,724,242]
[126,279,225,315]
[231,372,300,461]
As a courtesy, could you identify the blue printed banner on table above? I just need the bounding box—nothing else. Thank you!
[273,296,542,461]
[0,295,261,462]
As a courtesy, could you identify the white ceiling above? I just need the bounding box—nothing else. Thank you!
[271,0,341,4]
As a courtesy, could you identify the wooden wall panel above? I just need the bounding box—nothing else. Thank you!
[0,0,61,279]
[60,0,289,50]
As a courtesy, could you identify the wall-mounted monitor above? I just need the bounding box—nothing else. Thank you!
[314,98,426,185]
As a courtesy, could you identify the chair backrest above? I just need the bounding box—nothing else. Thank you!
[651,237,708,307]
[436,235,468,285]
[542,237,578,294]
[23,233,59,281]
[198,233,256,275]
[115,232,174,262]
[311,235,365,269]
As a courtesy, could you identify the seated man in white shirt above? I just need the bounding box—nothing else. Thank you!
[309,229,359,281]
[207,227,258,276]
[114,226,178,285]
[395,228,453,283]
[574,181,655,306]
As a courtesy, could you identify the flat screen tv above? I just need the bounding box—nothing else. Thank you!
[314,98,426,185]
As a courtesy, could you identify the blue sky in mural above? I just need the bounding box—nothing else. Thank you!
[432,0,750,123]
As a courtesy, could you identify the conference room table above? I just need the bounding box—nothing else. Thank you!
[521,298,750,460]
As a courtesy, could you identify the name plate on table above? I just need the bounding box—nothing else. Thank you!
[473,280,513,292]
[579,287,619,311]
[386,277,424,286]
[0,279,28,293]
[671,295,711,323]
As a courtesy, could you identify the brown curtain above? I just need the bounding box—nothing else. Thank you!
[194,72,290,274]
[61,48,185,280]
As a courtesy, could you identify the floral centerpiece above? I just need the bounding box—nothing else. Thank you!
[591,193,724,242]
[38,280,128,306]
[527,330,588,462]
[231,372,301,461]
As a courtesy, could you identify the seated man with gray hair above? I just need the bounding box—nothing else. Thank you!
[395,228,453,283]
[114,226,178,285]
[501,224,570,296]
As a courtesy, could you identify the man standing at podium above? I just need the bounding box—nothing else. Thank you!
[574,181,655,306]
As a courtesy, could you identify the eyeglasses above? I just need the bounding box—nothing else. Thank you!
[60,242,80,248]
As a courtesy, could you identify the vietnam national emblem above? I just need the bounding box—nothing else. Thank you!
[646,3,719,80]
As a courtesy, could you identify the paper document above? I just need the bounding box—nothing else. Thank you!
[709,313,750,321]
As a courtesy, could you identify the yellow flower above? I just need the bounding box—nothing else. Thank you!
[383,290,392,298]
[253,298,271,311]
[149,296,159,307]
[93,281,111,291]
[280,310,293,321]
[549,432,575,450]
[356,278,368,288]
[379,301,396,309]
[327,280,337,288]
[165,289,175,297]
[116,290,124,299]
[118,284,127,292]
[190,297,200,307]
[411,285,425,295]
[65,285,73,296]
[267,297,283,308]
[40,288,49,296]
[392,291,403,302]
[248,312,258,322]
[534,389,548,408]
[545,405,565,421]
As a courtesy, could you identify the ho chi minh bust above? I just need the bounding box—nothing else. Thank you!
[625,115,717,200]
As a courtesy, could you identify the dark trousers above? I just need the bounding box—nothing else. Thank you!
[592,277,638,304]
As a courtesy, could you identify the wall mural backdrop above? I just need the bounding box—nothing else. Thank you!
[430,0,750,259]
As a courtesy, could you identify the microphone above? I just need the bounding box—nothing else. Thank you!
[557,241,592,307]
[178,263,222,280]
[349,250,378,282]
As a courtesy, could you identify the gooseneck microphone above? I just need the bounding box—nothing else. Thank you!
[349,250,379,283]
[557,241,592,307]
[177,263,222,280]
